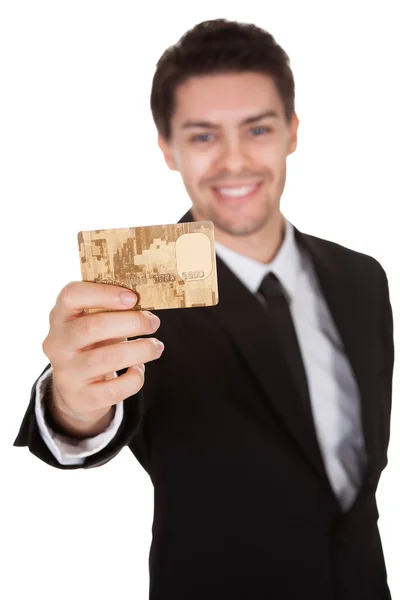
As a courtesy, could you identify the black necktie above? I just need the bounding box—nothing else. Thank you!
[257,272,313,417]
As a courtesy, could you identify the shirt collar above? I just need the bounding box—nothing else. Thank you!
[215,217,300,301]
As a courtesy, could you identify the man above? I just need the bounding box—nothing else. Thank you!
[14,18,394,600]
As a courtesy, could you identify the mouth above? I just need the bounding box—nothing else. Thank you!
[212,182,262,202]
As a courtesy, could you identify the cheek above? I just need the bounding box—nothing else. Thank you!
[180,151,213,184]
[258,145,287,180]
[254,137,286,162]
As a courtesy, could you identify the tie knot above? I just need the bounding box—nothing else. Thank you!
[258,272,284,299]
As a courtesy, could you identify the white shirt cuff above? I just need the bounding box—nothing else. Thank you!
[34,367,124,466]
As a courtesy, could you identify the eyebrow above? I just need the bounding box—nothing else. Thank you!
[180,110,279,130]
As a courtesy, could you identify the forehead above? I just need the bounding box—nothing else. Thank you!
[172,72,284,125]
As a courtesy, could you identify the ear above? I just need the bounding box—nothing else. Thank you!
[288,112,299,155]
[158,134,178,171]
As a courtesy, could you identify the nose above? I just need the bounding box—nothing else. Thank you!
[219,137,250,173]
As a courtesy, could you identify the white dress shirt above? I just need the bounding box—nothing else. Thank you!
[36,217,368,510]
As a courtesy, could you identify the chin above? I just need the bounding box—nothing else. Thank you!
[214,214,269,237]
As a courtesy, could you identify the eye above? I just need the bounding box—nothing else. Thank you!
[250,126,272,136]
[191,133,214,143]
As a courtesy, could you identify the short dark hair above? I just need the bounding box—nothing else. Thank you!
[150,18,296,141]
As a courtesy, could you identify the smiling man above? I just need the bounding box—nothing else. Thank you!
[15,18,394,600]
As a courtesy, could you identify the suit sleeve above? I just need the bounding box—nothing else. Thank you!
[13,363,157,470]
[378,264,395,466]
[33,367,124,466]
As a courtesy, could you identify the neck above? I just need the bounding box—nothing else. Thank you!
[212,211,286,264]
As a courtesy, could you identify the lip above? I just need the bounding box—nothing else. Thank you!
[212,182,262,201]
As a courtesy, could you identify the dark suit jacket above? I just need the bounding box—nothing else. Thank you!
[15,210,395,599]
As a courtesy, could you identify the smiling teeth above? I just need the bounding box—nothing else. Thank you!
[217,185,257,198]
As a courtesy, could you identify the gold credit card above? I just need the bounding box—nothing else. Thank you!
[77,221,219,311]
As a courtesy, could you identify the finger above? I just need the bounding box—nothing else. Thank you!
[65,309,160,351]
[77,338,164,381]
[85,337,127,351]
[90,338,125,382]
[86,364,147,410]
[52,281,138,324]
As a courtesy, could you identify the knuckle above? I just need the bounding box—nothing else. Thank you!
[94,312,114,338]
[49,306,57,323]
[79,315,98,340]
[84,348,103,370]
[101,282,115,300]
[101,345,117,366]
[94,282,116,307]
[94,311,108,329]
[129,311,144,332]
[42,334,62,361]
[57,282,76,310]
[85,345,116,371]
[42,336,51,358]
[101,382,120,406]
[137,311,151,332]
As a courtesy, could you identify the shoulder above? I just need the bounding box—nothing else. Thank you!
[298,228,386,280]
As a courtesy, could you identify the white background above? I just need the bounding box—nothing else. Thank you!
[1,1,399,598]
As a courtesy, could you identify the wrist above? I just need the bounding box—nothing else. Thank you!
[44,380,115,439]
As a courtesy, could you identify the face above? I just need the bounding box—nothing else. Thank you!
[158,72,298,239]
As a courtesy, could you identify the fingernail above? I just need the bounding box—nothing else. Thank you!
[148,313,160,329]
[120,290,137,306]
[153,339,164,353]
[137,363,145,373]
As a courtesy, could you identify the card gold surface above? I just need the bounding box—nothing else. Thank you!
[77,221,219,311]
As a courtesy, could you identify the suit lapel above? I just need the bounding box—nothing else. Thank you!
[295,228,380,483]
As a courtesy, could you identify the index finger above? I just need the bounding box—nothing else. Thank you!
[53,281,138,323]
